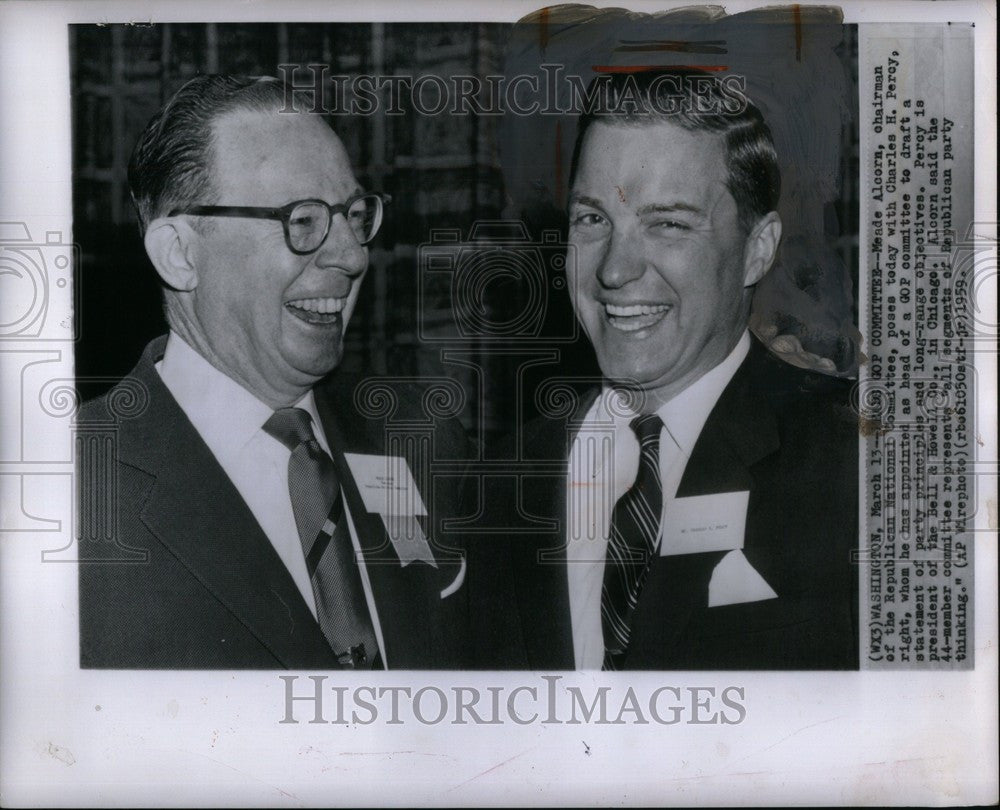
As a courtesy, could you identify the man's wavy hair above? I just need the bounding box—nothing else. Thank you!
[128,74,311,234]
[569,69,781,234]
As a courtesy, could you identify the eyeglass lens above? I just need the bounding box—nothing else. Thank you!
[288,196,380,251]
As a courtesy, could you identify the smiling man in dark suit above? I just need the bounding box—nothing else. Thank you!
[77,75,466,669]
[469,70,858,670]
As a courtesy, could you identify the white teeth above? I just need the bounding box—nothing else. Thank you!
[605,303,670,317]
[286,297,346,314]
[610,319,647,332]
[604,302,671,332]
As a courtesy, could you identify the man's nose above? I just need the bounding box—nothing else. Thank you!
[594,231,646,289]
[313,214,368,276]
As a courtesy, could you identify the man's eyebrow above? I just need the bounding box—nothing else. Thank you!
[568,194,605,209]
[280,188,365,207]
[327,187,365,204]
[635,202,705,217]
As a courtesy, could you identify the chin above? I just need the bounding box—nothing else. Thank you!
[314,357,343,379]
[599,356,667,387]
[288,349,343,381]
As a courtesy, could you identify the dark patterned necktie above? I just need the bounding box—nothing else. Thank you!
[601,413,664,670]
[263,408,381,669]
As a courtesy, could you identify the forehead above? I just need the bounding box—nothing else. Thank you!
[209,108,357,202]
[575,120,730,204]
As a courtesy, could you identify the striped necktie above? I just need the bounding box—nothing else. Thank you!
[264,407,381,669]
[601,413,664,670]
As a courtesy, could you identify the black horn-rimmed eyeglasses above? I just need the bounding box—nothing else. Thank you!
[169,193,391,254]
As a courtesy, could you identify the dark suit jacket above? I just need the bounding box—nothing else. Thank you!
[464,339,859,670]
[77,336,469,669]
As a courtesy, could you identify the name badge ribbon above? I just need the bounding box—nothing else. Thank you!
[343,453,437,568]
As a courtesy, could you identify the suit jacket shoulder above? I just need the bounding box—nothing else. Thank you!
[655,340,859,669]
[77,338,471,669]
[470,339,860,670]
[77,336,343,668]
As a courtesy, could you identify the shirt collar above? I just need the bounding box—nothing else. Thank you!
[156,331,327,454]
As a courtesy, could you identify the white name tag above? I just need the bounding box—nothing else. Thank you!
[343,453,435,567]
[344,453,427,516]
[660,490,749,556]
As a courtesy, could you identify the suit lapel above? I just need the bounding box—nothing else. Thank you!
[121,339,339,669]
[627,342,781,667]
[313,378,455,668]
[677,345,780,498]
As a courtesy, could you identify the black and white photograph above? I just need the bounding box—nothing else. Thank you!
[69,11,862,672]
[0,0,996,805]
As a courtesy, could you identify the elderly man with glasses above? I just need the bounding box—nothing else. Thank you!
[77,75,467,670]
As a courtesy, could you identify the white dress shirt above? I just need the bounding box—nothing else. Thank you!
[156,332,386,661]
[566,330,752,669]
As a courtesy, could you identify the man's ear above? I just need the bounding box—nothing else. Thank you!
[144,217,199,292]
[742,211,782,287]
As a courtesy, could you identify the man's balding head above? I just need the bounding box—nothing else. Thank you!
[128,74,310,233]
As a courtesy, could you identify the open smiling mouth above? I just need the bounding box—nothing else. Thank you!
[284,297,347,325]
[604,303,672,332]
